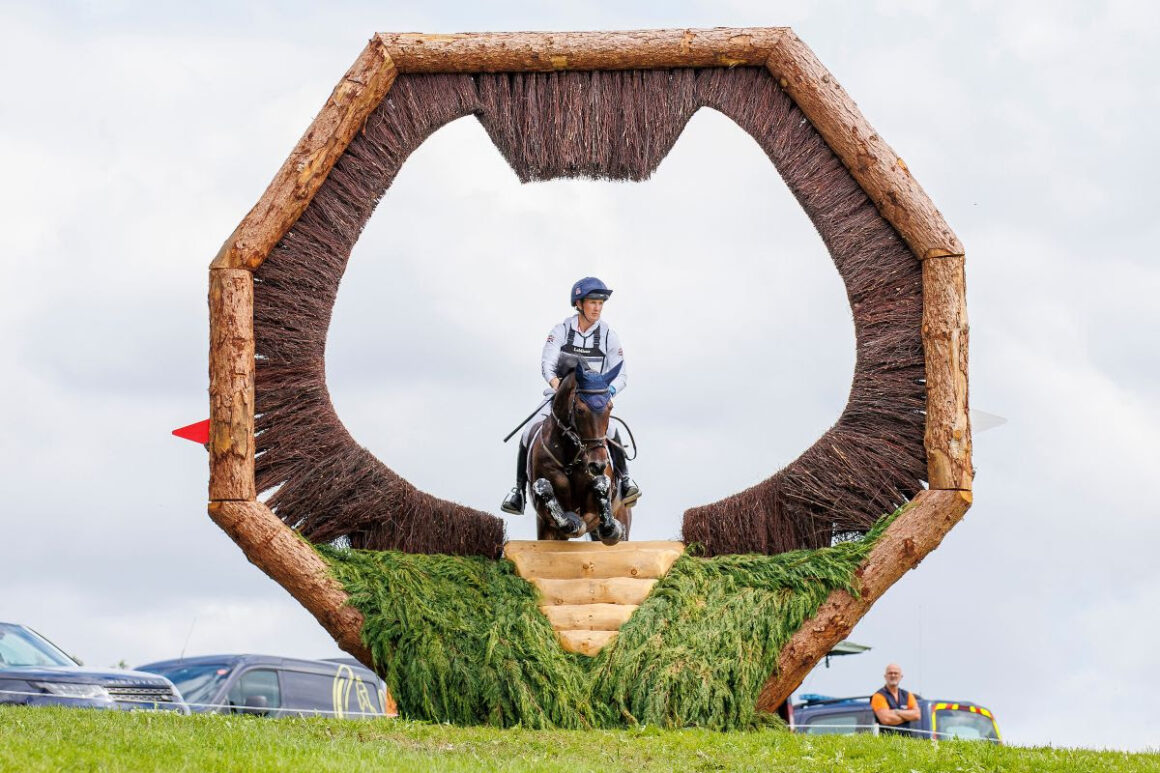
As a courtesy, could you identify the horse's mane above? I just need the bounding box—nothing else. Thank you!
[551,368,579,417]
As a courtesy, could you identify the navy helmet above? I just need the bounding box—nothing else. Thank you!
[570,276,613,307]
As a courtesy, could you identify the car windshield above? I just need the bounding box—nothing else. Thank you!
[0,624,76,668]
[934,708,1000,742]
[140,663,233,706]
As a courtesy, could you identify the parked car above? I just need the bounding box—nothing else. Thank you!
[791,693,1001,742]
[136,654,394,719]
[0,621,188,713]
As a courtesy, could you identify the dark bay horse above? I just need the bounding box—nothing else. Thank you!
[526,363,631,545]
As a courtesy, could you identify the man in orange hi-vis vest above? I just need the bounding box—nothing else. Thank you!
[871,663,922,737]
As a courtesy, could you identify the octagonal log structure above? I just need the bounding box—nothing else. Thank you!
[204,26,973,723]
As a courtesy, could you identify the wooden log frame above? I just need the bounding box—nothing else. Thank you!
[208,269,256,501]
[206,27,973,709]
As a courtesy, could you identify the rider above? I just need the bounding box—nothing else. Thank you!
[500,276,641,515]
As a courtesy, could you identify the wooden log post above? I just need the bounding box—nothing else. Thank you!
[209,268,255,501]
[379,28,787,73]
[923,256,972,490]
[754,489,972,712]
[208,500,372,665]
[764,33,964,262]
[211,37,399,272]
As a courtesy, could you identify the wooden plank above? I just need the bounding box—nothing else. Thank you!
[556,630,618,656]
[754,489,972,712]
[207,500,371,665]
[539,603,639,631]
[507,546,683,581]
[211,37,399,271]
[379,28,787,73]
[532,577,657,606]
[765,34,964,262]
[923,256,973,490]
[505,540,684,554]
[208,268,255,501]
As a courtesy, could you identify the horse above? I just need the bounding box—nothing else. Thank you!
[525,362,631,545]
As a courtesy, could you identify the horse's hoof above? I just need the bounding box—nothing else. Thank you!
[597,520,623,546]
[564,512,587,539]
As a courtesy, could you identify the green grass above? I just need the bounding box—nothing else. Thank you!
[2,708,1157,772]
[319,514,896,729]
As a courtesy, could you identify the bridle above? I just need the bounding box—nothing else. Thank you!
[538,386,610,475]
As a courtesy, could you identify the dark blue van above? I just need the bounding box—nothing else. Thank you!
[791,693,1001,742]
[136,654,393,719]
[0,621,187,713]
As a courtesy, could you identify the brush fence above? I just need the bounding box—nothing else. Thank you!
[206,28,971,717]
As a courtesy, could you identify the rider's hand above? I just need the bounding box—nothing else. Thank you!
[550,377,561,391]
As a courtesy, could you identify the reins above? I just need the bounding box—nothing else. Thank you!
[543,386,618,475]
[606,415,638,462]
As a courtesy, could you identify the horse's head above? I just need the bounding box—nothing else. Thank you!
[555,362,622,477]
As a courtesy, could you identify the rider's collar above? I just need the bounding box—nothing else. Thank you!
[572,314,602,334]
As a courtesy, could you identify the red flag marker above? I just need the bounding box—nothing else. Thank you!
[173,419,210,444]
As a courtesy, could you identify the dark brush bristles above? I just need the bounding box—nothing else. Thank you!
[255,75,505,557]
[474,69,700,182]
[253,67,925,557]
[682,68,925,554]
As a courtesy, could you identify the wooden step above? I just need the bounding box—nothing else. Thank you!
[504,540,685,656]
[532,577,657,606]
[556,629,619,656]
[539,603,638,631]
[505,541,683,581]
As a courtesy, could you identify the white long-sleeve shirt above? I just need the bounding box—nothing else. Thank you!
[540,315,628,395]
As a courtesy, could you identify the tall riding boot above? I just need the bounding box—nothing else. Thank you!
[500,442,529,515]
[609,432,641,505]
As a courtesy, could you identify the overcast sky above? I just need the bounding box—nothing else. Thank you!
[2,0,1157,752]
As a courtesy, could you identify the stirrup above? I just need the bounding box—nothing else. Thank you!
[501,487,525,515]
[620,477,641,506]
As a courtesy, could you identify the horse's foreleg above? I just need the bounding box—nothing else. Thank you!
[532,478,585,538]
[591,474,623,546]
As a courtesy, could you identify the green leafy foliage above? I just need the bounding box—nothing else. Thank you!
[320,514,897,730]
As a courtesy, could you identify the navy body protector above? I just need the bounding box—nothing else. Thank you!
[561,324,606,374]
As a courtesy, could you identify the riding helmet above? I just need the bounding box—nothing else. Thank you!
[570,277,613,307]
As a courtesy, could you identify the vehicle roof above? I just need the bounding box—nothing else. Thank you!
[829,640,871,656]
[794,694,992,712]
[137,654,378,675]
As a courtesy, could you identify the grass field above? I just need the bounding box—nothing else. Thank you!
[2,708,1158,772]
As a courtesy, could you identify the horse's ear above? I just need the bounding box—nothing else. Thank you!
[557,353,582,379]
[603,362,622,386]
